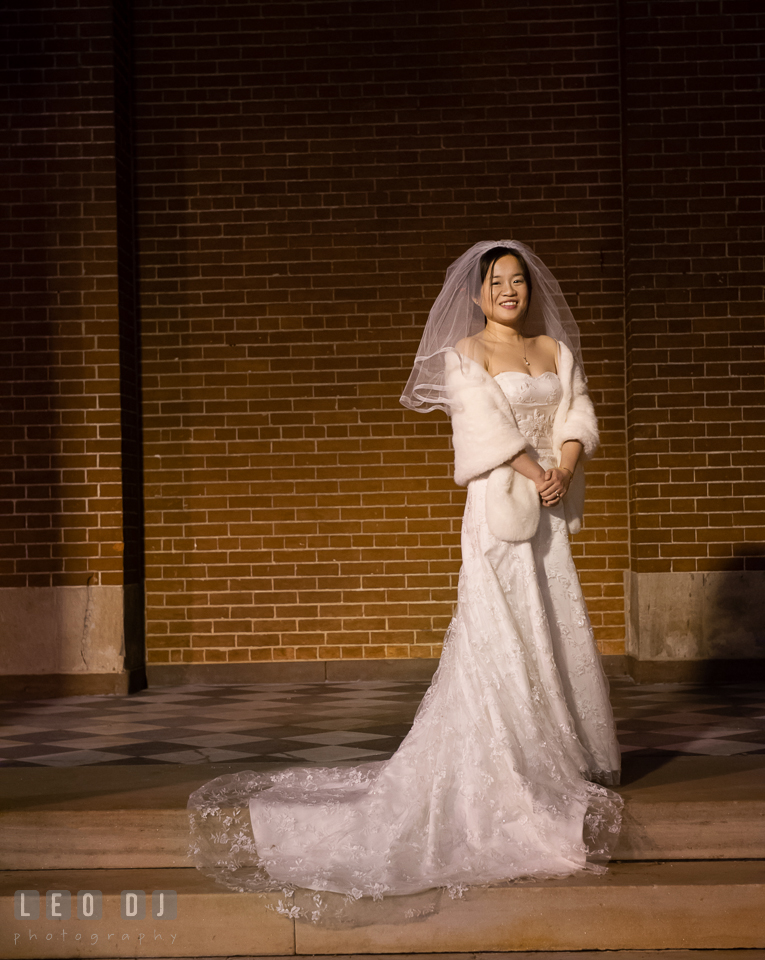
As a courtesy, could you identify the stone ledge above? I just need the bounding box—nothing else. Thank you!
[297,859,765,954]
[1,861,763,957]
[2,756,763,870]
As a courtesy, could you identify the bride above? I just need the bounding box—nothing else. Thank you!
[188,240,623,916]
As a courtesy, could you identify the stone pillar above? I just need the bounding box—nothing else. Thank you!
[0,0,145,697]
[625,571,765,682]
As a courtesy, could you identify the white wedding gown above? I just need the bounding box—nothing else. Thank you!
[188,371,623,916]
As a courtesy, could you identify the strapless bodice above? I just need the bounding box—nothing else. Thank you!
[493,370,561,452]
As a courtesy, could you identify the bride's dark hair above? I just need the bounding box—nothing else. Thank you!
[479,246,533,297]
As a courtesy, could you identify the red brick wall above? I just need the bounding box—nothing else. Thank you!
[9,2,760,678]
[622,1,765,574]
[134,0,629,668]
[0,0,127,590]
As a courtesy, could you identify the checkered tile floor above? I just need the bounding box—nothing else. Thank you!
[1,677,764,767]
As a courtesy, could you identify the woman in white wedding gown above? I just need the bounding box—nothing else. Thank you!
[188,241,622,918]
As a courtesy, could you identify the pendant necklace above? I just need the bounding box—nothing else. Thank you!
[482,330,531,366]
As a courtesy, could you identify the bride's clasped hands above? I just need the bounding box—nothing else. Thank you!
[537,465,573,506]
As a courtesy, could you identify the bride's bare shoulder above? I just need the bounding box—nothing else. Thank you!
[532,334,559,363]
[454,335,486,363]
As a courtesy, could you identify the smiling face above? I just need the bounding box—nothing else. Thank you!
[478,254,530,327]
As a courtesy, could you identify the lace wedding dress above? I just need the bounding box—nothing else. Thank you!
[188,370,623,918]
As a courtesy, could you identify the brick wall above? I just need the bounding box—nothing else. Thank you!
[6,1,760,682]
[622,0,765,574]
[134,0,629,668]
[0,0,125,591]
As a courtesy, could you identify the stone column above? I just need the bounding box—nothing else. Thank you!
[0,0,145,697]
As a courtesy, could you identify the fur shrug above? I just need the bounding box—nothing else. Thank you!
[444,342,599,542]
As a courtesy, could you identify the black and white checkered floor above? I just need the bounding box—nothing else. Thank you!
[1,677,764,767]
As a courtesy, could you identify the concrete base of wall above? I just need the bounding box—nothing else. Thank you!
[626,655,765,684]
[0,667,147,700]
[147,658,441,686]
[146,654,630,687]
[4,653,760,695]
[625,569,765,662]
[624,569,765,683]
[0,584,127,675]
[0,583,146,699]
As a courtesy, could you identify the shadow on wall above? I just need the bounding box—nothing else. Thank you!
[702,544,765,667]
[626,544,765,684]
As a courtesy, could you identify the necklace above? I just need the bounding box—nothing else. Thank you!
[482,331,531,366]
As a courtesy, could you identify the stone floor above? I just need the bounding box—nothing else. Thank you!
[2,681,764,958]
[1,676,764,767]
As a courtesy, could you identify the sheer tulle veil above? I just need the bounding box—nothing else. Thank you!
[400,240,585,414]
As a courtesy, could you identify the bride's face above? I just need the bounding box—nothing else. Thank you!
[479,255,529,326]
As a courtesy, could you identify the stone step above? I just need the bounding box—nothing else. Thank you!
[1,861,763,957]
[85,955,765,960]
[2,755,764,870]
